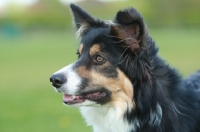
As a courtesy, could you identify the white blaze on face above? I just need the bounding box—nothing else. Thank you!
[53,62,82,95]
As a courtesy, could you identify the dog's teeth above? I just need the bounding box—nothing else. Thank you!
[72,95,76,99]
[88,95,93,98]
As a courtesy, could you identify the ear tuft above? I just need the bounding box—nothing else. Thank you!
[112,8,148,53]
[111,25,140,52]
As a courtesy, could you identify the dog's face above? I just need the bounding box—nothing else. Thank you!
[50,4,148,109]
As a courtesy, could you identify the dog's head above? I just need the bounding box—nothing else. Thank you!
[50,4,150,109]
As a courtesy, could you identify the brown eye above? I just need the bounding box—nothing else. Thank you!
[94,55,105,64]
[96,56,104,62]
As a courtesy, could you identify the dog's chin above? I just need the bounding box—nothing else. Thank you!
[62,90,109,107]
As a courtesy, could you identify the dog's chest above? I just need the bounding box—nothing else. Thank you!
[80,106,133,132]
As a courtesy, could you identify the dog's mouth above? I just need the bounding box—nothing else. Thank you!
[63,91,107,105]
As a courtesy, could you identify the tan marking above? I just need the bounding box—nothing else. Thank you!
[90,68,134,111]
[89,44,101,56]
[76,63,134,112]
[76,66,91,78]
[79,44,83,54]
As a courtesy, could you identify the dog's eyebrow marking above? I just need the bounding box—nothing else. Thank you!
[79,44,84,54]
[89,44,101,56]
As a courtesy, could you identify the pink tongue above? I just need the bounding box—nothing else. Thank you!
[63,94,84,102]
[63,94,73,102]
[63,92,105,102]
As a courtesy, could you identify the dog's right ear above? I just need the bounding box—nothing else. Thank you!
[69,3,104,37]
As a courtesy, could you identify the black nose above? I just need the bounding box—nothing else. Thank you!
[50,74,66,88]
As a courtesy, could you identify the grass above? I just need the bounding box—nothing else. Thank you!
[0,28,200,132]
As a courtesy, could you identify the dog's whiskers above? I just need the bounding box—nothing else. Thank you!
[114,46,130,66]
[115,54,129,66]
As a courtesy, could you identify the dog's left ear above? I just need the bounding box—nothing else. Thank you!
[111,8,148,53]
[70,3,105,37]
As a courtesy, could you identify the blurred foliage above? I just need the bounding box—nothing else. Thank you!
[0,0,69,29]
[0,0,200,29]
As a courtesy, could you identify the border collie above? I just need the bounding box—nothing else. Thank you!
[50,3,200,132]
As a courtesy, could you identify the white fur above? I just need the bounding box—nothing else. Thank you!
[80,104,137,132]
[76,24,87,38]
[53,62,81,95]
[103,20,118,26]
[149,103,162,126]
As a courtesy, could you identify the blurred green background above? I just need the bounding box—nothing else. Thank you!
[0,0,200,132]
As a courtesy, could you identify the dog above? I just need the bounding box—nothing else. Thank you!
[50,3,200,132]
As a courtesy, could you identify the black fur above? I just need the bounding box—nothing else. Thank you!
[70,3,200,132]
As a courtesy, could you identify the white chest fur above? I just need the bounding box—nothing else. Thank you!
[80,105,134,132]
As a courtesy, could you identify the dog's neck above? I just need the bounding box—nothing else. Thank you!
[80,104,138,132]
